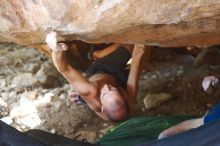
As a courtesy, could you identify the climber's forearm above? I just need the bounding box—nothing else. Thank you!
[52,50,94,96]
[52,51,69,72]
[126,58,141,103]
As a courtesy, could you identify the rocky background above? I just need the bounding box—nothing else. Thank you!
[1,43,220,143]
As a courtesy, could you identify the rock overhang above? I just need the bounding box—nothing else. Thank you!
[0,0,220,47]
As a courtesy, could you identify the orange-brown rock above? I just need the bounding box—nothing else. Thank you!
[0,0,220,47]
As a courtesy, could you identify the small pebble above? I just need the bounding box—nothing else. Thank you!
[15,86,25,94]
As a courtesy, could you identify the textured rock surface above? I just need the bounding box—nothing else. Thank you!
[0,0,220,47]
[143,93,173,109]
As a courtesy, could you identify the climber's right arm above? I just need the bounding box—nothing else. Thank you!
[46,32,96,97]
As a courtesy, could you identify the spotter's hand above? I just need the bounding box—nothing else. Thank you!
[202,76,219,92]
[45,31,68,51]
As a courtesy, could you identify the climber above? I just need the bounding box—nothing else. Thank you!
[45,32,149,122]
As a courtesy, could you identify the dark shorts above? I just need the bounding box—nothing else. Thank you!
[86,46,131,89]
[204,101,220,124]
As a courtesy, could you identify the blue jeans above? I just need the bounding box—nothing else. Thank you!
[204,101,220,124]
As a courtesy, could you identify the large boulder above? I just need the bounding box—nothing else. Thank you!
[0,0,220,47]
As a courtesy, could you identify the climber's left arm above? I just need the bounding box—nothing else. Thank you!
[126,45,152,109]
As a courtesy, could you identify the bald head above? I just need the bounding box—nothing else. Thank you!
[100,84,128,122]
